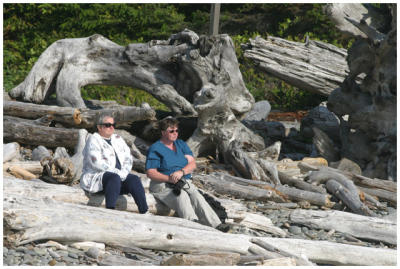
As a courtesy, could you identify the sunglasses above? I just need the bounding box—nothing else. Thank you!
[167,129,178,133]
[100,123,116,128]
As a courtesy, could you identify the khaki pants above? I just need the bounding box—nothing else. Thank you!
[150,180,221,228]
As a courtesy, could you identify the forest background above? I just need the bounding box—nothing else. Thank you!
[4,3,354,112]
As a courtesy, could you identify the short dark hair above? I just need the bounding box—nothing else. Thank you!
[159,116,179,131]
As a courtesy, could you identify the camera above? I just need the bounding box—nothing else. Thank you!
[172,178,187,196]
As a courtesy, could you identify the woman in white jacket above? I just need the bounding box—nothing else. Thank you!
[81,113,148,213]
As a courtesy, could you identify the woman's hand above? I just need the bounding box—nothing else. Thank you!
[169,170,184,184]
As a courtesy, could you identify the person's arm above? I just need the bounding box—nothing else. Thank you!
[146,168,176,184]
[169,154,196,182]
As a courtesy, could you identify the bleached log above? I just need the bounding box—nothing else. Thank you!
[3,193,254,254]
[3,142,20,162]
[194,174,286,203]
[209,172,334,207]
[278,171,326,194]
[357,186,397,206]
[351,174,397,192]
[251,238,314,266]
[290,209,396,245]
[326,179,375,216]
[4,116,80,149]
[3,176,169,215]
[4,100,81,126]
[260,257,297,266]
[244,35,348,96]
[256,237,396,266]
[4,100,156,129]
[3,187,395,265]
[6,166,37,180]
[300,160,397,192]
[3,161,43,175]
[238,212,287,237]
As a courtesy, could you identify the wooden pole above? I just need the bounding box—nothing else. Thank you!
[209,4,221,36]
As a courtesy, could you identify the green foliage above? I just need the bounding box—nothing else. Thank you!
[4,3,355,111]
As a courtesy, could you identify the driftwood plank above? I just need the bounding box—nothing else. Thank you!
[290,209,396,245]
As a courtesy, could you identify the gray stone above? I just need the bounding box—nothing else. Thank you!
[48,249,61,259]
[68,252,79,259]
[4,255,15,265]
[3,247,8,255]
[288,225,302,235]
[330,157,362,175]
[301,226,309,233]
[31,145,51,161]
[33,247,48,256]
[243,100,271,121]
[85,247,100,259]
[16,246,26,253]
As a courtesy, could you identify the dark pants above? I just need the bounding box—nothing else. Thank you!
[102,172,148,213]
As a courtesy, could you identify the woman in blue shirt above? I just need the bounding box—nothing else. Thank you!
[145,117,221,228]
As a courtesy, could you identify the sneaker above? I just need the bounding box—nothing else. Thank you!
[142,211,153,215]
[215,223,230,233]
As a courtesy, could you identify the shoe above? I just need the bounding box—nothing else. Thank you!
[142,211,153,215]
[216,223,230,233]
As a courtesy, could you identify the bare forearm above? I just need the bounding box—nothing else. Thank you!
[146,169,171,183]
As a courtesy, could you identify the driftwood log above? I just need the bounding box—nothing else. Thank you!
[3,176,170,215]
[201,172,334,207]
[4,116,80,149]
[4,100,156,129]
[243,35,348,96]
[290,209,396,245]
[3,161,43,175]
[3,190,396,265]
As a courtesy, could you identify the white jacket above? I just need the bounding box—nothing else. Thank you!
[80,132,133,193]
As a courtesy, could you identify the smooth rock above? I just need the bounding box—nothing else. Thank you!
[85,247,100,259]
[288,225,302,235]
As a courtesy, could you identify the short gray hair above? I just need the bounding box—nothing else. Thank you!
[96,112,114,125]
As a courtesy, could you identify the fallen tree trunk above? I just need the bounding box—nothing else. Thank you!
[290,209,396,245]
[4,193,254,254]
[3,176,170,215]
[357,186,397,207]
[194,174,286,203]
[4,116,80,149]
[326,179,375,216]
[4,100,156,129]
[300,161,397,192]
[3,191,396,266]
[3,161,43,175]
[244,35,348,96]
[256,237,396,266]
[208,172,334,207]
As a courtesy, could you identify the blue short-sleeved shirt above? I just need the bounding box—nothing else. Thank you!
[145,139,193,179]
